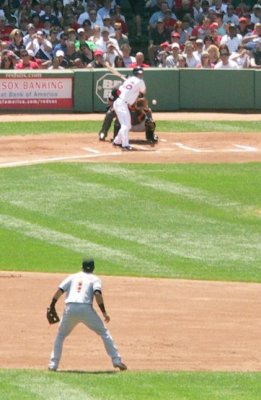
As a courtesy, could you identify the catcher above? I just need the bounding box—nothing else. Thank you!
[98,91,158,144]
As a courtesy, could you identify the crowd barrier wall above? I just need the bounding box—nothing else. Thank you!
[0,69,260,113]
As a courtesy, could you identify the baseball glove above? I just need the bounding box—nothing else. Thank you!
[135,97,148,112]
[47,306,60,324]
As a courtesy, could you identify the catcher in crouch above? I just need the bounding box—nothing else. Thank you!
[98,90,158,144]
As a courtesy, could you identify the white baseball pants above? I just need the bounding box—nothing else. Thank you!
[113,98,131,147]
[49,303,121,370]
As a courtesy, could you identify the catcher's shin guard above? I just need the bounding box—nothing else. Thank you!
[113,118,121,139]
[99,108,115,140]
[145,118,158,142]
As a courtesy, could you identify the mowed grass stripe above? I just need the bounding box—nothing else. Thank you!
[0,163,260,280]
[0,120,261,136]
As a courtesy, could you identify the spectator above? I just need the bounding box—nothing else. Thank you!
[101,15,114,35]
[66,40,81,68]
[129,51,150,68]
[250,4,261,25]
[15,48,40,69]
[82,19,93,38]
[52,31,68,56]
[8,28,25,57]
[78,42,94,67]
[162,8,177,32]
[48,54,65,69]
[165,42,181,67]
[87,49,105,68]
[23,23,37,47]
[87,9,104,30]
[235,0,250,17]
[109,22,129,48]
[238,17,252,36]
[0,50,17,69]
[27,48,50,68]
[110,4,128,35]
[53,0,64,25]
[192,16,211,40]
[96,26,119,53]
[242,22,261,49]
[149,1,177,29]
[207,43,220,64]
[26,30,52,60]
[48,27,61,48]
[114,54,125,67]
[209,23,222,46]
[221,23,242,53]
[200,0,211,19]
[104,40,122,66]
[75,28,96,52]
[176,53,188,67]
[209,0,227,15]
[192,0,205,24]
[183,40,200,67]
[156,41,171,66]
[120,43,135,67]
[170,30,182,48]
[98,0,114,20]
[249,38,261,68]
[223,5,240,25]
[214,44,239,68]
[230,44,250,67]
[148,18,171,65]
[0,16,13,41]
[196,50,214,68]
[203,34,214,50]
[40,3,60,27]
[88,24,101,44]
[193,37,204,58]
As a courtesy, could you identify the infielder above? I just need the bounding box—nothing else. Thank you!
[47,258,127,371]
[112,66,146,150]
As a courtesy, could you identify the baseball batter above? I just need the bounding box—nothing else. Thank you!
[48,258,127,371]
[113,67,146,150]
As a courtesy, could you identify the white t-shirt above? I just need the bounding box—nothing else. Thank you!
[118,76,146,105]
[214,59,239,69]
[59,271,102,304]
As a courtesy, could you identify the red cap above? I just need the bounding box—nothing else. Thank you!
[94,50,103,56]
[209,22,218,30]
[239,17,247,23]
[160,41,170,48]
[171,32,180,38]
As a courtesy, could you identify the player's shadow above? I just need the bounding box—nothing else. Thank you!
[58,370,118,375]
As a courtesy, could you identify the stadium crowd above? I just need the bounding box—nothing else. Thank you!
[0,0,260,70]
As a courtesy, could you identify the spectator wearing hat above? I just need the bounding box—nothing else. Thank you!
[209,22,222,46]
[109,22,129,48]
[196,51,215,68]
[0,16,13,41]
[214,44,239,68]
[238,17,252,36]
[87,49,105,68]
[15,49,40,69]
[120,43,135,67]
[251,4,261,25]
[26,30,53,60]
[148,17,171,65]
[183,40,200,67]
[193,38,204,59]
[95,26,119,52]
[156,41,172,67]
[170,30,182,48]
[75,27,96,52]
[8,29,25,57]
[165,42,181,67]
[220,23,242,53]
[223,5,240,25]
[102,15,114,35]
[249,38,261,68]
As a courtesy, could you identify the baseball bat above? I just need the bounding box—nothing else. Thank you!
[104,61,126,81]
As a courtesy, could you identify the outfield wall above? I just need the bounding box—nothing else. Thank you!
[0,69,260,113]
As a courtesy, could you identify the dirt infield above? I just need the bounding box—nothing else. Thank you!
[0,112,260,372]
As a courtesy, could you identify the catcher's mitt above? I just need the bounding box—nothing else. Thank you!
[134,97,148,113]
[47,306,60,324]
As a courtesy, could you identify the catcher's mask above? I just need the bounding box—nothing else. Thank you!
[133,67,144,77]
[82,258,95,273]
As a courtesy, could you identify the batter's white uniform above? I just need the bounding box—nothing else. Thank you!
[48,271,122,370]
[113,75,146,147]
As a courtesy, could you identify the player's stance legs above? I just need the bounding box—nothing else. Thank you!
[81,304,123,367]
[48,304,79,370]
[113,98,132,149]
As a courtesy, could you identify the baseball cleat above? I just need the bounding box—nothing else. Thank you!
[122,146,133,151]
[112,141,122,147]
[48,366,57,372]
[99,132,105,141]
[113,362,127,371]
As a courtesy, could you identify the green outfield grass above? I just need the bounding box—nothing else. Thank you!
[0,120,260,135]
[0,162,260,281]
[1,370,261,400]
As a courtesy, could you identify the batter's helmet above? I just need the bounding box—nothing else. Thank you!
[133,67,144,76]
[82,258,95,273]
